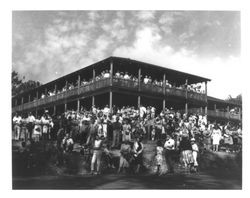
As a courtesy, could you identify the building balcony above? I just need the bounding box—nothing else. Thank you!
[12,77,207,112]
[187,108,241,121]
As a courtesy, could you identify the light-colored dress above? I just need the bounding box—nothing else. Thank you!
[212,129,222,145]
[156,146,164,165]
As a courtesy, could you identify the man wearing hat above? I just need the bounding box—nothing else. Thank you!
[164,134,176,173]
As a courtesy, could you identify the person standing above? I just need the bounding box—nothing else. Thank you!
[26,112,36,140]
[122,118,131,142]
[86,118,98,146]
[179,135,193,171]
[211,124,222,152]
[90,135,103,175]
[155,140,164,175]
[13,112,22,140]
[132,136,144,173]
[164,135,175,173]
[112,116,122,148]
[190,138,199,172]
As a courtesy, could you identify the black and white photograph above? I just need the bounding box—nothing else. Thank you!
[10,8,244,190]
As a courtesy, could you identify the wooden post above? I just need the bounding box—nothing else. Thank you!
[185,102,188,115]
[109,91,113,112]
[36,91,39,99]
[205,81,208,115]
[92,95,95,106]
[28,94,31,102]
[65,80,68,89]
[64,103,67,113]
[138,95,141,109]
[138,68,141,91]
[53,105,56,115]
[110,60,113,86]
[185,79,188,115]
[163,73,166,95]
[35,109,38,118]
[55,84,57,94]
[227,105,230,120]
[21,97,24,105]
[214,104,217,111]
[239,107,242,120]
[93,68,96,82]
[77,99,80,112]
[163,99,166,110]
[15,99,17,106]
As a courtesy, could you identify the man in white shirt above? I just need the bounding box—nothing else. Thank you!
[124,72,130,80]
[164,135,175,173]
[104,70,110,78]
[13,112,22,140]
[27,112,36,140]
[139,105,146,119]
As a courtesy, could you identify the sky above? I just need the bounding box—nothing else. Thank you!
[12,11,241,99]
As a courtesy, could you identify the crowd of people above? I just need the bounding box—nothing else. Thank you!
[28,70,205,101]
[13,103,242,175]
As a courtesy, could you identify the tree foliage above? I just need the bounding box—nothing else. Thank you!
[225,94,242,104]
[12,70,42,96]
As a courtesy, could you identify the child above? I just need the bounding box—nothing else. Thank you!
[155,140,164,175]
[190,138,199,172]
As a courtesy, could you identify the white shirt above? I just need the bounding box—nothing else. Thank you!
[164,138,175,150]
[104,73,110,78]
[13,116,22,125]
[27,115,36,123]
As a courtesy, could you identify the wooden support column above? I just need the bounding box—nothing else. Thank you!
[200,107,203,114]
[163,73,166,110]
[205,81,208,115]
[163,73,166,95]
[138,68,141,91]
[53,105,56,115]
[227,105,230,120]
[110,60,113,86]
[185,79,188,115]
[45,88,47,96]
[93,68,96,81]
[21,97,24,105]
[109,91,113,112]
[92,96,95,106]
[185,103,188,115]
[65,80,68,89]
[28,94,31,102]
[64,103,67,113]
[77,99,80,112]
[36,91,39,99]
[77,74,81,89]
[35,109,38,118]
[15,99,17,106]
[239,107,242,120]
[214,104,217,111]
[54,84,57,94]
[138,95,141,109]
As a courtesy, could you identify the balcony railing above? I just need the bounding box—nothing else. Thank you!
[12,77,207,112]
[187,91,206,102]
[113,78,138,90]
[166,87,186,98]
[141,83,163,94]
[186,108,241,121]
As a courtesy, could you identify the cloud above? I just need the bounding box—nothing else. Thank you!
[135,11,156,21]
[113,26,241,99]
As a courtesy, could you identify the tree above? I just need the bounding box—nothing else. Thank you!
[225,94,242,104]
[12,70,42,96]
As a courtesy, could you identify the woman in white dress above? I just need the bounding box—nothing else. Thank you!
[211,124,222,152]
